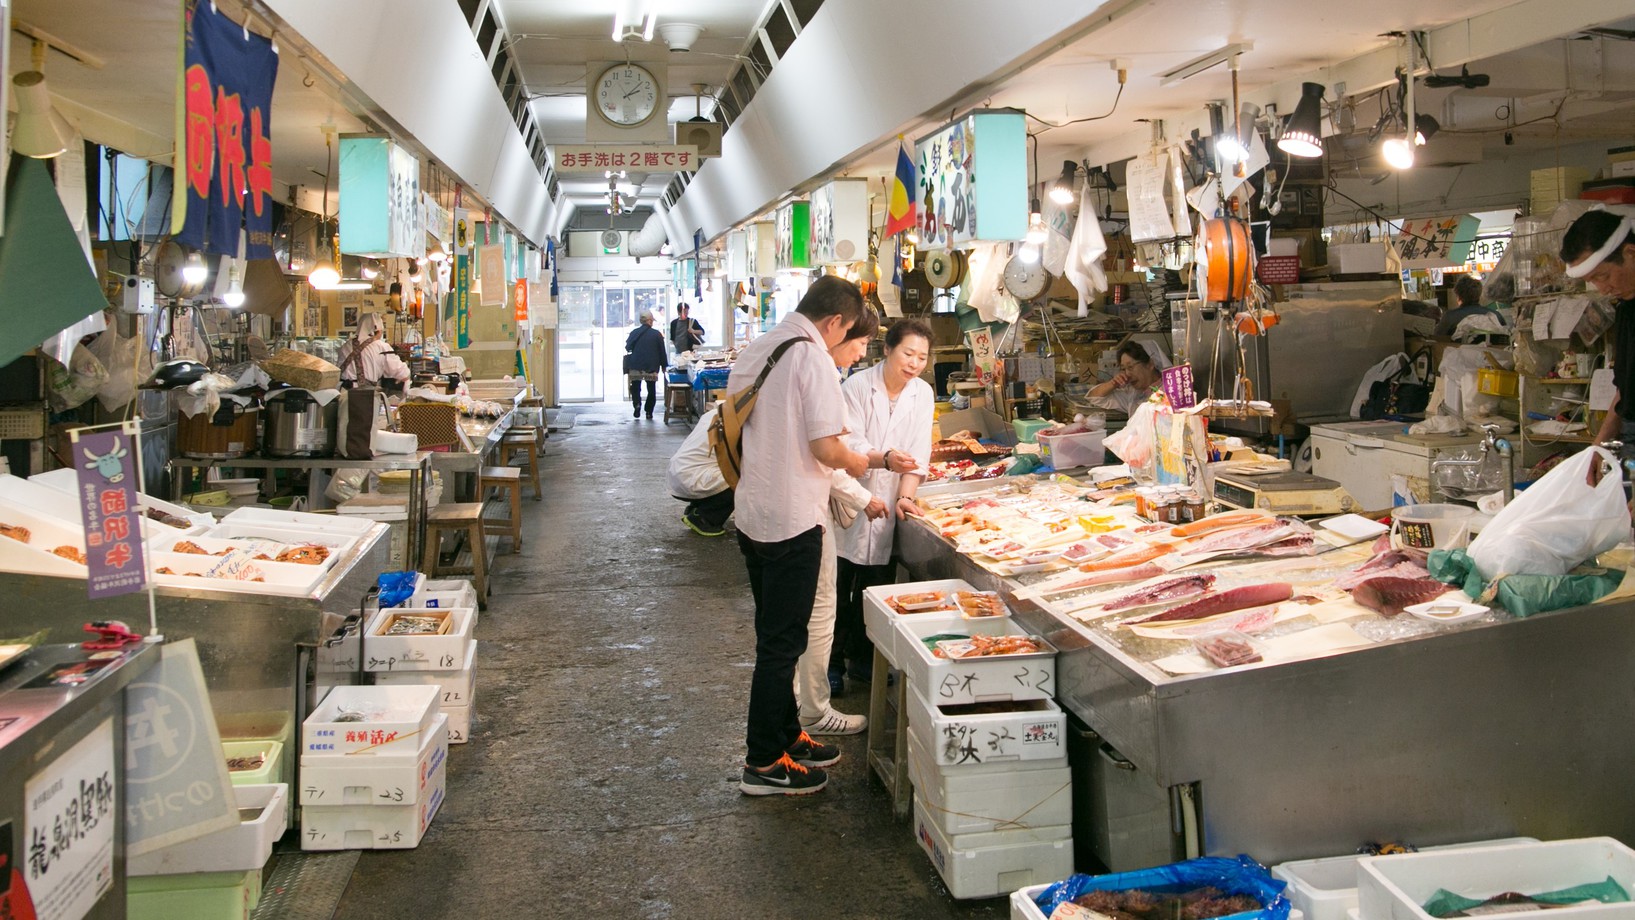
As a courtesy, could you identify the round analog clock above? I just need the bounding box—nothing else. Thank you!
[594,63,661,127]
[1002,256,1049,300]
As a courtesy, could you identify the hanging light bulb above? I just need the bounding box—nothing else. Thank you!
[407,260,424,283]
[1018,244,1041,265]
[222,260,246,307]
[1048,161,1078,205]
[1382,136,1415,170]
[427,242,448,262]
[1026,211,1047,245]
[308,261,340,289]
[361,263,380,280]
[182,251,209,286]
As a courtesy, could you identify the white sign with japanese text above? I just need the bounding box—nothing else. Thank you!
[123,640,237,856]
[25,718,115,920]
[553,145,698,175]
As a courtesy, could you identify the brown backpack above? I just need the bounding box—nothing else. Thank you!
[708,336,810,489]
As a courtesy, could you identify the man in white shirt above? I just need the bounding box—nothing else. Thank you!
[731,276,870,796]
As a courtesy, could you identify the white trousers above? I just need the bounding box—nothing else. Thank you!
[794,519,837,722]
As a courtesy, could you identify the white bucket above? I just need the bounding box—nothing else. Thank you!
[1390,503,1475,551]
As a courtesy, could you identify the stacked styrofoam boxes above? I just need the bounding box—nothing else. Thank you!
[893,596,1073,900]
[299,685,447,850]
[127,784,289,920]
[366,604,478,743]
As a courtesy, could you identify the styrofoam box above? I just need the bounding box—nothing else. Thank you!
[0,499,88,578]
[1012,885,1306,920]
[363,607,476,672]
[916,794,1074,900]
[220,505,379,536]
[299,713,447,807]
[916,794,1069,851]
[14,470,209,534]
[129,784,288,876]
[907,683,1067,768]
[411,578,479,610]
[863,579,974,668]
[1275,838,1537,920]
[150,550,327,596]
[145,534,340,573]
[372,639,477,706]
[444,696,473,744]
[303,684,440,757]
[899,615,1057,706]
[203,522,357,557]
[1358,838,1635,920]
[224,739,283,787]
[300,749,446,851]
[906,730,1069,838]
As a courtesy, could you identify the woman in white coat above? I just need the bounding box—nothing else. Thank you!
[831,319,935,688]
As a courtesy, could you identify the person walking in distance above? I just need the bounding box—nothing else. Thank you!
[624,310,668,420]
[732,276,870,796]
[670,302,706,354]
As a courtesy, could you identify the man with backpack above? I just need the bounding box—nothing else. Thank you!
[728,276,870,796]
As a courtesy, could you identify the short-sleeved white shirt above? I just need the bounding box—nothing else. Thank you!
[727,312,847,543]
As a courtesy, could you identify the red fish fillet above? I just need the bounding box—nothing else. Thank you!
[1350,576,1451,618]
[1101,574,1218,612]
[1171,604,1282,636]
[1125,583,1295,624]
[1169,509,1271,539]
[1334,559,1430,591]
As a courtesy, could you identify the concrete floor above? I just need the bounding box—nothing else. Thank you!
[330,401,1010,920]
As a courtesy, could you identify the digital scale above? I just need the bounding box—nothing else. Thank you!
[1213,469,1357,516]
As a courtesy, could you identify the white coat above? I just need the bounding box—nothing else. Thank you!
[835,363,935,566]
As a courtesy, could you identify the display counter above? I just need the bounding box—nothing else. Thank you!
[894,503,1635,866]
[0,641,160,920]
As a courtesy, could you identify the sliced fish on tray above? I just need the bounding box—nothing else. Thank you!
[1124,582,1296,625]
[1036,562,1167,597]
[1100,574,1218,612]
[1350,576,1454,618]
[1169,509,1272,539]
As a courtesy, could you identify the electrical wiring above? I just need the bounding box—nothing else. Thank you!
[1321,181,1558,247]
[1023,83,1125,132]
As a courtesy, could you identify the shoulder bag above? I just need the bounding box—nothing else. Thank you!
[708,336,811,489]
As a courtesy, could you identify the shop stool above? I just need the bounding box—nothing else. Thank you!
[479,466,523,553]
[422,503,488,609]
[865,649,912,820]
[663,383,693,425]
[500,428,542,500]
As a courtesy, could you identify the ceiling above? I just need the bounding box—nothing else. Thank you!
[493,0,767,220]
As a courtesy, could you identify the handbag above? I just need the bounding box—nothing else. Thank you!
[708,336,811,488]
[1359,348,1433,420]
[621,352,636,374]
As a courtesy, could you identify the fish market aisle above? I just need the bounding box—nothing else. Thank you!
[329,403,1004,919]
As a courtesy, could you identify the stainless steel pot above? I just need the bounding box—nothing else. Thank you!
[262,389,337,457]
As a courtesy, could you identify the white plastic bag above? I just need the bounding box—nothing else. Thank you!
[1105,401,1157,476]
[1467,447,1630,579]
[45,345,108,411]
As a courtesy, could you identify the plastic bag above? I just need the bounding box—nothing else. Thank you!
[376,572,419,609]
[1032,855,1292,920]
[1423,876,1628,918]
[1428,549,1624,618]
[1106,401,1158,476]
[1466,447,1629,579]
[45,344,108,411]
[325,467,368,504]
[88,329,148,413]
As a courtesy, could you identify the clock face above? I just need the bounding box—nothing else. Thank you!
[595,64,660,127]
[1003,256,1048,300]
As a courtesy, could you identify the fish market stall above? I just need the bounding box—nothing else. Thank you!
[892,477,1635,866]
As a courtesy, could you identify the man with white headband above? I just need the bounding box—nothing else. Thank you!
[1562,207,1635,454]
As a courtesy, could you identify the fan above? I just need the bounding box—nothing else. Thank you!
[600,229,623,252]
[151,240,203,299]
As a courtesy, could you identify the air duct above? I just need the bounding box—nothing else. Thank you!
[627,210,670,258]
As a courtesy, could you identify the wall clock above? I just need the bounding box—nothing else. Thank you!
[594,63,660,127]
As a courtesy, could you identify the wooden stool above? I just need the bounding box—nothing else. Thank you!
[480,466,522,553]
[422,503,488,608]
[865,649,912,819]
[663,383,693,425]
[501,428,542,500]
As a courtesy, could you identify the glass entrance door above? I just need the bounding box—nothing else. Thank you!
[558,284,603,403]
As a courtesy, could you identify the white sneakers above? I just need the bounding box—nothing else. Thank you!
[801,708,867,735]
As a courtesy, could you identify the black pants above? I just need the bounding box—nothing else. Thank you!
[835,557,897,679]
[629,374,657,416]
[683,489,734,530]
[738,526,823,767]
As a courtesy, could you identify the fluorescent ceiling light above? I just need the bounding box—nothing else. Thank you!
[1159,42,1253,86]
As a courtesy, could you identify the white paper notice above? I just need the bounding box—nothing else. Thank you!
[1552,297,1590,340]
[1590,368,1617,412]
[1532,301,1557,340]
[25,718,116,920]
[1126,152,1175,243]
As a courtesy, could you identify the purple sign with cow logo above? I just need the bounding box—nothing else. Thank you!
[74,429,148,599]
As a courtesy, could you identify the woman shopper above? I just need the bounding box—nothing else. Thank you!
[624,311,668,419]
[832,319,935,691]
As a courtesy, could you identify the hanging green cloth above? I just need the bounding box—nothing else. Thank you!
[0,155,108,366]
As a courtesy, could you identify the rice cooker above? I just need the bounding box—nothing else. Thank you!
[262,388,337,457]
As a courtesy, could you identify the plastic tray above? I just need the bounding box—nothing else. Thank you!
[1273,838,1537,920]
[862,579,973,668]
[128,784,288,876]
[898,615,1056,706]
[223,739,283,787]
[1357,838,1635,920]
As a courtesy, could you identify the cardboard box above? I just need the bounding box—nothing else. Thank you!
[933,407,1010,441]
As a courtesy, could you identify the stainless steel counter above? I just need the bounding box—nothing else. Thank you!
[0,642,159,920]
[0,523,388,740]
[895,517,1635,864]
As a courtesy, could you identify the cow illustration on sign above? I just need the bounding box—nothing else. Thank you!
[83,443,129,484]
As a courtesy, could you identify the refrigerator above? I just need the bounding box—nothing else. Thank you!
[1308,419,1487,511]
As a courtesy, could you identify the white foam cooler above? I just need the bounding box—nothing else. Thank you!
[906,733,1071,836]
[362,607,476,672]
[1357,838,1635,920]
[300,731,448,851]
[371,639,477,707]
[302,685,440,758]
[1274,838,1539,920]
[898,615,1056,706]
[914,795,1074,900]
[299,713,447,806]
[907,684,1066,767]
[862,579,975,667]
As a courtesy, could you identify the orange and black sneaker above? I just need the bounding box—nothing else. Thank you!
[740,753,827,796]
[786,730,841,768]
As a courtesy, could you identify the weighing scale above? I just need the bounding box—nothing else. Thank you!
[1213,469,1356,515]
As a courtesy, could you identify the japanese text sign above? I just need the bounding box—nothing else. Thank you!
[73,429,147,600]
[454,253,471,348]
[1392,214,1479,268]
[25,718,115,920]
[553,145,697,175]
[914,110,1027,250]
[174,0,279,259]
[1162,364,1197,410]
[513,279,528,324]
